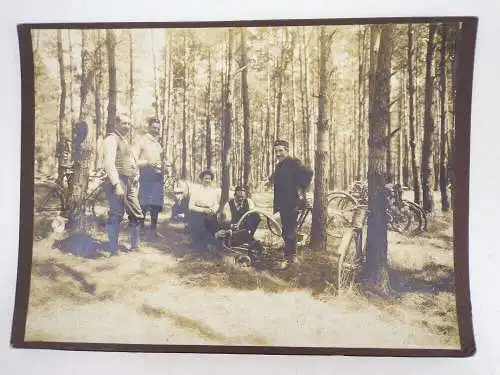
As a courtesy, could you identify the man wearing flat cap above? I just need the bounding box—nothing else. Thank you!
[102,114,144,255]
[271,139,313,269]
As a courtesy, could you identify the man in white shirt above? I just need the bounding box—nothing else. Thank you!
[102,114,144,254]
[133,117,165,238]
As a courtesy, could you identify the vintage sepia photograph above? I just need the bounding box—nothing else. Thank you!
[12,18,476,355]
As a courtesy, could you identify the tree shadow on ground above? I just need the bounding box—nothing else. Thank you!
[32,258,97,295]
[52,233,108,259]
[388,262,455,294]
[142,219,341,295]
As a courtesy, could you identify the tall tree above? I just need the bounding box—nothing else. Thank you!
[439,23,450,212]
[240,29,252,194]
[407,24,420,204]
[56,29,67,182]
[129,31,135,122]
[181,31,188,180]
[311,26,330,252]
[67,30,94,237]
[151,30,160,120]
[220,30,234,208]
[205,49,213,170]
[106,29,117,134]
[421,23,437,213]
[93,30,103,170]
[364,24,394,294]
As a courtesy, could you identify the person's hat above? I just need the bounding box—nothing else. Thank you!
[273,139,289,148]
[199,170,215,180]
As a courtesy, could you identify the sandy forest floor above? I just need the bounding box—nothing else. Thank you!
[25,191,460,349]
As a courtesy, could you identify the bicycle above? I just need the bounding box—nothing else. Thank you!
[335,204,369,294]
[34,166,108,238]
[327,181,427,236]
[218,206,312,268]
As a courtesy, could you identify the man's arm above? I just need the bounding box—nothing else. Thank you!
[102,135,120,187]
[247,198,256,210]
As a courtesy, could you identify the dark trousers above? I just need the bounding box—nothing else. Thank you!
[279,209,299,260]
[187,211,219,250]
[104,175,145,252]
[225,212,261,247]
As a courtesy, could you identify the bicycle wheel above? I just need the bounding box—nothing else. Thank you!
[34,181,65,239]
[327,192,358,214]
[34,181,65,214]
[391,200,424,235]
[336,228,362,294]
[327,193,357,238]
[89,184,109,231]
[404,200,427,232]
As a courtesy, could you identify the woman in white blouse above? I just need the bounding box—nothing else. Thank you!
[187,170,221,250]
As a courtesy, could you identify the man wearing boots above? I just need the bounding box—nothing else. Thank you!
[271,139,313,269]
[133,117,165,238]
[102,114,144,255]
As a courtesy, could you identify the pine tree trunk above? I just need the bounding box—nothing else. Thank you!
[68,30,75,125]
[311,26,329,252]
[129,31,134,126]
[94,31,103,170]
[241,29,252,195]
[151,30,160,120]
[181,32,188,180]
[421,23,437,213]
[220,30,233,209]
[67,30,94,235]
[106,29,117,134]
[407,24,420,204]
[364,24,393,295]
[205,50,213,170]
[56,29,67,182]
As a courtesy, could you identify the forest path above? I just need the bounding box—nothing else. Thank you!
[25,192,459,349]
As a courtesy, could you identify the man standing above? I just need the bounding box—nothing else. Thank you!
[272,139,313,269]
[133,117,165,238]
[102,114,144,254]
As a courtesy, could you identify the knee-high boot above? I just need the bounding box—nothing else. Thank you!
[130,224,140,250]
[107,222,120,255]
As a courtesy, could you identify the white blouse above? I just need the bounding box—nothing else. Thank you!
[188,182,221,213]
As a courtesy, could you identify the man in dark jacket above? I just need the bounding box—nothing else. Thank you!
[271,139,313,269]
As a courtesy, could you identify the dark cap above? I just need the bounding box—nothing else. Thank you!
[273,139,289,148]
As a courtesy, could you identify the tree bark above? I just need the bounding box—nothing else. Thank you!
[364,24,393,295]
[205,50,213,170]
[56,29,67,181]
[240,29,252,195]
[106,29,117,134]
[67,30,94,236]
[220,30,233,209]
[311,26,329,252]
[129,31,134,126]
[181,31,188,180]
[407,24,420,204]
[421,23,437,213]
[93,30,103,170]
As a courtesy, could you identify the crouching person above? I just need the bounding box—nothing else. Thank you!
[216,186,262,250]
[102,114,144,254]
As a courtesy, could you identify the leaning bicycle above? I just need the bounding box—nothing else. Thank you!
[335,204,369,295]
[34,167,108,238]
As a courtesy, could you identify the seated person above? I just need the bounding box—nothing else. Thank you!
[216,186,261,250]
[187,170,220,250]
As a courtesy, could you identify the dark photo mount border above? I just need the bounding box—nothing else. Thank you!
[11,16,477,357]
